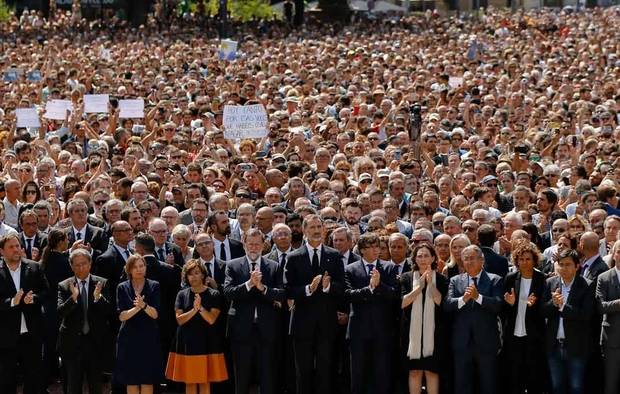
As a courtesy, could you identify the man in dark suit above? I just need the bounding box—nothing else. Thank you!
[265,223,294,269]
[502,244,546,394]
[57,249,111,394]
[64,199,109,259]
[444,245,503,394]
[284,214,344,394]
[18,210,48,261]
[0,233,50,394]
[579,231,608,394]
[542,249,595,394]
[596,258,620,394]
[477,224,509,278]
[208,210,245,262]
[224,229,286,394]
[331,227,360,269]
[389,233,412,278]
[148,218,185,267]
[345,232,397,394]
[94,221,133,305]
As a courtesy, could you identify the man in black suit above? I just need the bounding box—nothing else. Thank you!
[596,256,620,394]
[284,214,344,394]
[94,221,134,304]
[224,229,286,394]
[444,245,503,394]
[18,210,48,261]
[389,233,412,278]
[541,249,595,394]
[64,199,109,259]
[194,232,226,289]
[148,217,185,267]
[265,223,294,269]
[345,232,398,394]
[477,224,509,278]
[208,210,245,262]
[331,227,360,269]
[0,233,50,394]
[57,249,111,394]
[579,231,608,394]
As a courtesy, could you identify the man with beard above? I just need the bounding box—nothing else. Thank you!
[286,213,304,250]
[187,198,209,235]
[207,210,245,262]
[342,199,364,243]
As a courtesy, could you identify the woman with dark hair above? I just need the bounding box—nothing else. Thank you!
[165,260,228,393]
[502,240,546,394]
[401,243,448,394]
[21,180,41,204]
[40,229,72,389]
[115,255,163,394]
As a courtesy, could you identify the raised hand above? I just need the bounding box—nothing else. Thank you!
[193,293,202,312]
[504,288,516,306]
[469,283,479,300]
[322,270,331,290]
[527,294,537,307]
[552,288,563,308]
[309,275,322,293]
[13,288,24,305]
[23,290,34,305]
[94,281,103,300]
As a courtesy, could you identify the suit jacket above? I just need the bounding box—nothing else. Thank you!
[284,244,345,339]
[539,231,552,252]
[179,209,193,225]
[65,223,109,258]
[395,219,413,239]
[344,260,398,340]
[18,231,48,260]
[94,245,128,307]
[229,238,246,260]
[155,241,185,267]
[596,269,620,348]
[541,275,595,358]
[224,256,286,341]
[481,246,509,278]
[502,270,546,342]
[581,255,608,282]
[143,255,181,344]
[56,275,112,356]
[0,258,50,347]
[444,270,504,354]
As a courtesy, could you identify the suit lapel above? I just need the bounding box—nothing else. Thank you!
[514,272,522,299]
[84,225,91,244]
[241,257,251,280]
[19,260,27,291]
[0,262,17,293]
[611,271,620,298]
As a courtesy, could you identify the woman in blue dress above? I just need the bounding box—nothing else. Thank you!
[115,255,163,394]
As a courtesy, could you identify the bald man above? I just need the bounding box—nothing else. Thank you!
[579,231,608,282]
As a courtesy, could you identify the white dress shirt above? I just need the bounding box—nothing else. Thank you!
[8,263,28,334]
[557,278,574,339]
[457,274,484,309]
[514,277,532,337]
[72,225,87,241]
[304,243,330,295]
[213,238,231,261]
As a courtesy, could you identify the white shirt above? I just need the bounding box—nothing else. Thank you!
[581,254,600,278]
[213,238,231,261]
[0,222,18,237]
[72,225,86,242]
[276,248,292,266]
[200,257,215,278]
[557,278,574,340]
[392,259,407,276]
[341,250,350,267]
[245,257,264,320]
[8,262,28,334]
[304,243,330,295]
[76,275,91,308]
[457,274,484,309]
[3,197,21,229]
[514,277,532,337]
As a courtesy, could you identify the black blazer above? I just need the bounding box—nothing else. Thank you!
[284,244,345,339]
[596,269,620,348]
[56,275,112,355]
[502,270,546,341]
[94,245,128,306]
[229,238,246,260]
[580,255,608,282]
[155,242,185,267]
[346,251,361,266]
[0,258,50,347]
[444,270,504,354]
[18,231,48,260]
[541,275,595,358]
[65,223,109,258]
[481,246,509,278]
[344,260,398,340]
[223,256,285,341]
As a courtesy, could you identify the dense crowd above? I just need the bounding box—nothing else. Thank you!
[1,4,620,394]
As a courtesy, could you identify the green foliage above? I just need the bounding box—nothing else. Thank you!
[0,0,14,23]
[200,0,279,22]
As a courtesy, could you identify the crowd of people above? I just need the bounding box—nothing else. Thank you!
[0,3,620,394]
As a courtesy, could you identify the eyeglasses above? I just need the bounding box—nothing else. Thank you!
[22,221,37,227]
[552,227,566,233]
[486,183,498,187]
[25,190,37,195]
[323,217,337,221]
[236,194,251,199]
[463,227,476,232]
[140,208,152,214]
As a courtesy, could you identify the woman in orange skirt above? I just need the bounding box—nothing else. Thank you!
[166,260,228,394]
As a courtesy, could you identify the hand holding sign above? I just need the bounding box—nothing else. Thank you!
[223,104,268,139]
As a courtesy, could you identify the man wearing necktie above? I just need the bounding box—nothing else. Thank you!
[207,210,245,262]
[148,218,184,267]
[17,210,48,261]
[57,249,111,394]
[444,245,503,394]
[344,233,397,394]
[542,249,594,394]
[284,215,344,394]
[224,229,285,394]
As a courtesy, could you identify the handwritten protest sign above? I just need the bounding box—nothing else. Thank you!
[44,100,73,120]
[16,108,40,128]
[223,104,268,139]
[119,99,144,118]
[84,94,109,113]
[219,39,238,61]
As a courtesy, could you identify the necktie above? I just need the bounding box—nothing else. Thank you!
[281,253,287,267]
[251,262,257,272]
[366,264,374,276]
[220,242,227,261]
[206,262,213,277]
[312,248,320,275]
[25,239,32,259]
[76,232,81,241]
[472,276,478,287]
[157,248,165,262]
[80,280,89,334]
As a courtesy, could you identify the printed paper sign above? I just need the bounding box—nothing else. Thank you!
[16,108,41,128]
[44,100,73,120]
[219,39,238,61]
[119,99,144,118]
[449,77,463,89]
[223,104,268,139]
[84,94,109,113]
